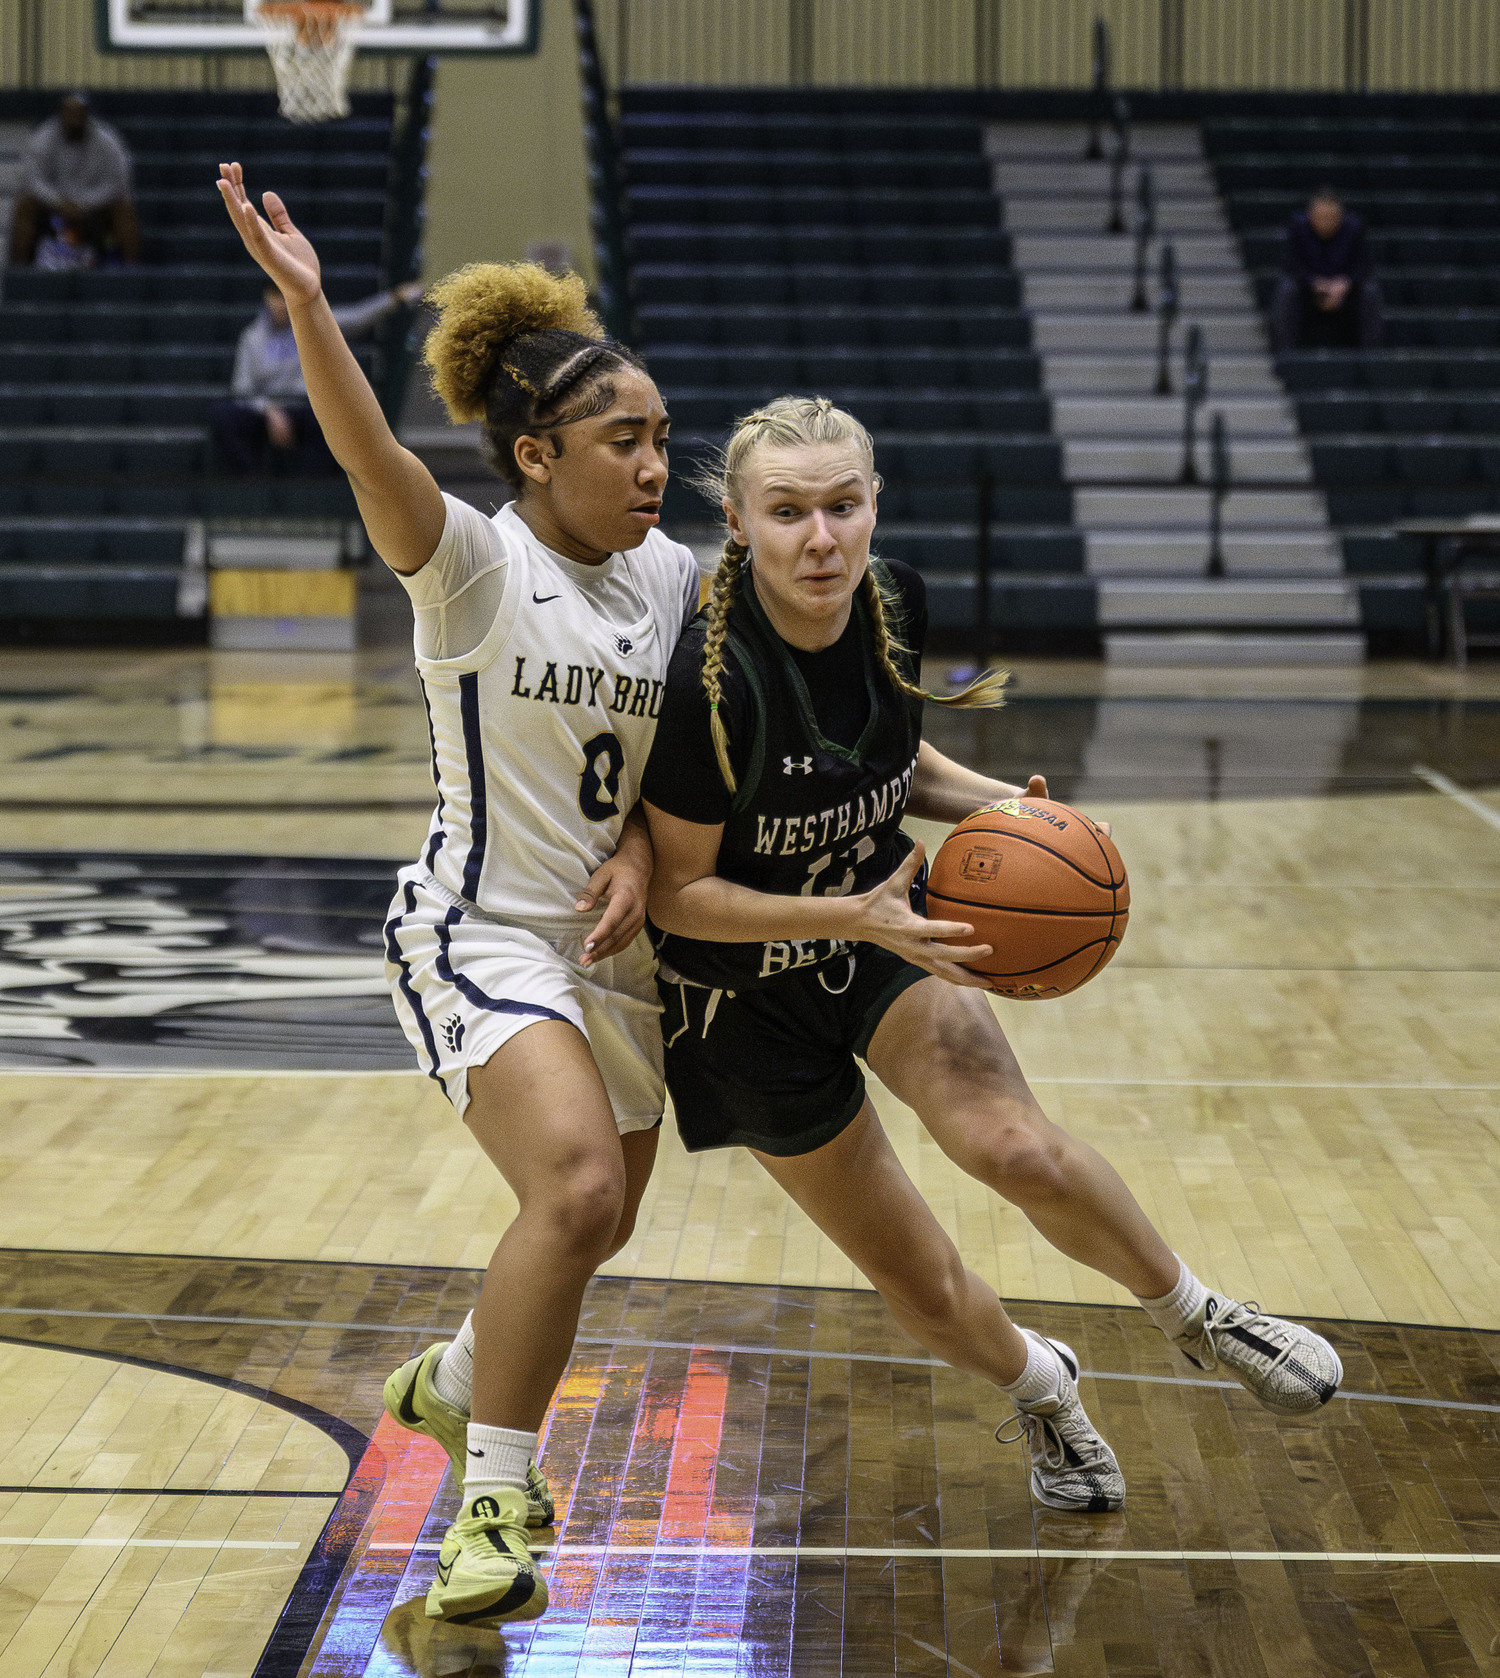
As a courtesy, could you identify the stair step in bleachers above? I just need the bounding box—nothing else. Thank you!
[623,95,1080,643]
[989,119,1360,662]
[0,90,394,630]
[1206,109,1500,650]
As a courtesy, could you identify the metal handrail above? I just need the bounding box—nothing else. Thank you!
[576,0,635,345]
[1085,17,1110,160]
[376,53,434,423]
[1129,164,1155,311]
[1179,323,1207,482]
[1206,411,1230,576]
[1105,95,1131,234]
[1154,241,1179,393]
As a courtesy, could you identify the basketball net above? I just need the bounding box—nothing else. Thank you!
[254,1,363,124]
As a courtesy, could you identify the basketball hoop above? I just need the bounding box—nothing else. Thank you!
[253,1,364,125]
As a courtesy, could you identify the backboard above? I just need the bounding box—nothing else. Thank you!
[99,0,536,52]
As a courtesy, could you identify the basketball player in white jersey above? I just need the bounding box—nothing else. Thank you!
[217,165,700,1628]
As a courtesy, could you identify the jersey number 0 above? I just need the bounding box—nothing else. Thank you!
[578,731,626,821]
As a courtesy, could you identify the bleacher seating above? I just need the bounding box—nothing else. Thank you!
[622,94,1091,643]
[1206,108,1500,648]
[0,92,391,633]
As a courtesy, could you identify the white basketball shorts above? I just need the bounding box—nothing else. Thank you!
[383,866,665,1131]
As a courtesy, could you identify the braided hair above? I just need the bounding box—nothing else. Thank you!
[693,396,1009,793]
[423,262,648,493]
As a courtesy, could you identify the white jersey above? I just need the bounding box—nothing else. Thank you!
[406,496,700,925]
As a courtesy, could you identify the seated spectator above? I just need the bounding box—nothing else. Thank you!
[1271,186,1383,352]
[213,280,423,474]
[8,92,139,267]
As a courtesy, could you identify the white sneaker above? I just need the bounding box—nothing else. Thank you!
[1174,1295,1343,1415]
[996,1334,1125,1513]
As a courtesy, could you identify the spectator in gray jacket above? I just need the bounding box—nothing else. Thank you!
[8,92,139,266]
[213,280,423,473]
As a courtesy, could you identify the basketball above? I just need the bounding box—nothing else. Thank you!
[926,796,1129,998]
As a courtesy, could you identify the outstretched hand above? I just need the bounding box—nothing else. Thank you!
[853,842,994,989]
[216,162,322,308]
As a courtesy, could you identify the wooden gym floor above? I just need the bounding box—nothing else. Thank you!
[0,643,1496,1676]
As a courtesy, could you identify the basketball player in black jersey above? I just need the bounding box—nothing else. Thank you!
[641,397,1344,1514]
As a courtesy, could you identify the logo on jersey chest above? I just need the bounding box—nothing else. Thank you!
[752,754,919,858]
[782,755,813,775]
[510,656,662,721]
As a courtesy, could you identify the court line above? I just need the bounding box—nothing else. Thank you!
[1412,763,1500,834]
[0,1484,336,1498]
[2,1068,1497,1091]
[366,1540,1499,1566]
[0,1536,302,1549]
[3,1307,1495,1415]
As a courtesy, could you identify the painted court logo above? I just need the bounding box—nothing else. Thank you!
[0,855,404,1072]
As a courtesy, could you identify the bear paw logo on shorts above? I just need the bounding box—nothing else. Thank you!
[440,1013,465,1053]
[613,633,634,656]
[960,845,1003,882]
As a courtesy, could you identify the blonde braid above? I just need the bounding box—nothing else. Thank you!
[862,567,1009,710]
[701,538,749,792]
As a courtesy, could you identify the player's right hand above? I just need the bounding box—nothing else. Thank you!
[851,843,993,988]
[216,162,322,308]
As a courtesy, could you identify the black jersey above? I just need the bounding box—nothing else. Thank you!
[642,560,926,990]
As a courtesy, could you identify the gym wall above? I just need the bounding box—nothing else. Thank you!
[591,0,1500,93]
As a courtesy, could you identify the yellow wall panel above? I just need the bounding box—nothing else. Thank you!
[998,0,1159,91]
[1368,0,1500,90]
[1184,0,1344,91]
[209,570,357,619]
[16,0,1500,102]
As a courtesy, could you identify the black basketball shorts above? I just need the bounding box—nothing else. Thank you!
[656,944,930,1157]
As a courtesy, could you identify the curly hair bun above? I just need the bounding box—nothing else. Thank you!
[423,262,604,424]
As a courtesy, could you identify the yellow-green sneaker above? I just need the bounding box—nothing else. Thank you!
[382,1344,555,1527]
[425,1490,547,1627]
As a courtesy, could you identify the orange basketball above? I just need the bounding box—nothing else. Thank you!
[925,796,1129,999]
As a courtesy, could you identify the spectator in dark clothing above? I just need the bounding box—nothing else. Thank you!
[213,280,423,473]
[1271,186,1383,352]
[8,92,140,266]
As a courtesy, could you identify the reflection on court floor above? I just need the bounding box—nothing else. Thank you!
[1,1250,1494,1676]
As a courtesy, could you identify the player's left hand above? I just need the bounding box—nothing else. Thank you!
[1015,773,1111,839]
[575,853,649,966]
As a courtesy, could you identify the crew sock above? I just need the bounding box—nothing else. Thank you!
[1137,1256,1209,1340]
[463,1423,535,1505]
[1001,1328,1064,1408]
[432,1312,475,1410]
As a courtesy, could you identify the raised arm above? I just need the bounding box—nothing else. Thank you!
[642,802,992,986]
[216,162,446,575]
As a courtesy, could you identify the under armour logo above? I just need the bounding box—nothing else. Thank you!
[782,755,813,775]
[614,633,634,655]
[440,1014,465,1053]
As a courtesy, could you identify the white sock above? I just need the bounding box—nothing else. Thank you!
[1137,1256,1209,1340]
[431,1313,474,1410]
[463,1423,535,1504]
[1001,1328,1063,1408]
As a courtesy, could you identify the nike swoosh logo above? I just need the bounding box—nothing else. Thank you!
[468,1447,485,1457]
[532,592,561,604]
